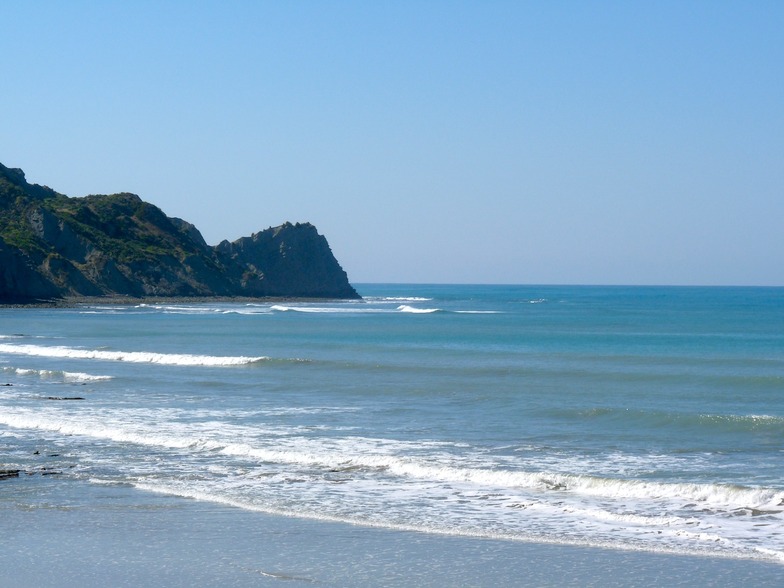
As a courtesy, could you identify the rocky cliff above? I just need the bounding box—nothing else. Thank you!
[0,163,359,302]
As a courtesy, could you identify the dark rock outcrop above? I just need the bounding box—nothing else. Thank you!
[0,163,359,302]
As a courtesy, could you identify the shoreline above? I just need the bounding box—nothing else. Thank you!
[0,294,365,309]
[2,476,782,587]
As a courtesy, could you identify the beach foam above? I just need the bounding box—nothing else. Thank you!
[3,405,782,562]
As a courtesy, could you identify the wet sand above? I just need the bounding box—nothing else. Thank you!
[2,477,783,587]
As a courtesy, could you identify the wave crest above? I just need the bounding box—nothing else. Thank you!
[0,343,266,367]
[396,305,441,314]
[2,366,112,382]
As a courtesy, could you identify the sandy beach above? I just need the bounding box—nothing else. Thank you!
[3,476,782,588]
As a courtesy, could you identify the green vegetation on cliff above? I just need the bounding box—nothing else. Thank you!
[0,163,359,302]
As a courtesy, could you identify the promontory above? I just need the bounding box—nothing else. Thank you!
[0,163,359,303]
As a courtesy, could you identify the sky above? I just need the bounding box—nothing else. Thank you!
[2,1,782,286]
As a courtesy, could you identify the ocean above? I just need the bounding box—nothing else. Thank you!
[1,284,783,582]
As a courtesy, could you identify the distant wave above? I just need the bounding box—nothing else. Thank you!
[77,304,275,316]
[570,407,784,434]
[695,413,784,431]
[398,305,501,314]
[268,304,500,315]
[87,301,497,316]
[271,304,368,314]
[395,305,501,314]
[396,305,441,314]
[377,297,434,303]
[0,343,267,367]
[1,366,112,382]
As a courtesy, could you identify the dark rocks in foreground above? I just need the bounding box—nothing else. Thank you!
[0,163,359,303]
[0,468,65,479]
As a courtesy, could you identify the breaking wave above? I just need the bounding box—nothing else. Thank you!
[396,305,441,314]
[1,366,112,382]
[0,343,267,367]
[2,408,780,514]
[3,406,782,562]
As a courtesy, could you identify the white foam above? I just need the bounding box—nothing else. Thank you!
[221,307,273,315]
[0,410,204,450]
[128,476,784,562]
[270,305,390,314]
[2,366,113,382]
[3,407,782,562]
[0,343,267,366]
[4,405,778,513]
[119,480,699,554]
[78,304,270,316]
[396,305,441,314]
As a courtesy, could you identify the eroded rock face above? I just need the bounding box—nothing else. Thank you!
[0,235,62,302]
[0,163,359,302]
[216,222,358,298]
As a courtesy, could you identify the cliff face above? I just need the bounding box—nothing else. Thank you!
[0,163,359,302]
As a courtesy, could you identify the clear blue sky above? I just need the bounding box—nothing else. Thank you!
[2,1,782,285]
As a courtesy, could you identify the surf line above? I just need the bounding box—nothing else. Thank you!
[0,343,267,367]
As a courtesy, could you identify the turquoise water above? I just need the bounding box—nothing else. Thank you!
[1,285,783,562]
